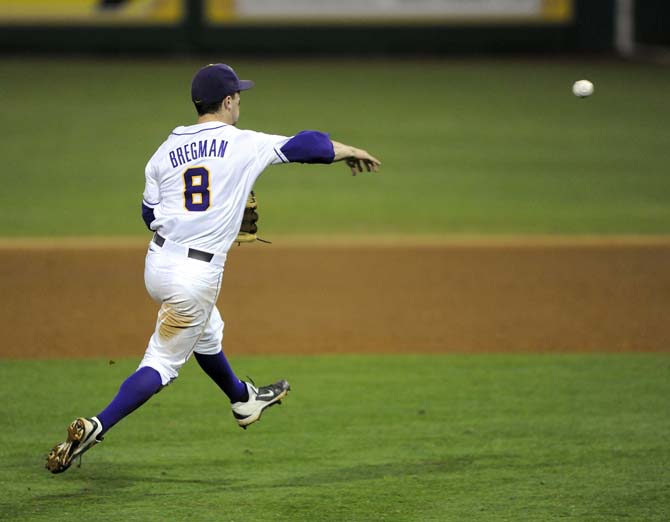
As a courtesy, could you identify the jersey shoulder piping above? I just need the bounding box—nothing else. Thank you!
[273,147,289,163]
[171,124,228,136]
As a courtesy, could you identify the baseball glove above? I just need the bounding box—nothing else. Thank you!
[236,191,270,244]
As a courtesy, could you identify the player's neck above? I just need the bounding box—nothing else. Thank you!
[198,113,234,126]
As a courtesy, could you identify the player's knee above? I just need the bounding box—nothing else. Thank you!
[193,342,221,356]
[138,356,180,386]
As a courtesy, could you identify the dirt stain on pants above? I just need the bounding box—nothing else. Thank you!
[157,304,193,340]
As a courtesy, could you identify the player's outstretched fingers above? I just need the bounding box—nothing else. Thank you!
[360,151,381,172]
[345,150,381,175]
[346,158,361,176]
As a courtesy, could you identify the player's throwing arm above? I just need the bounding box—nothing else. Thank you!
[332,140,381,175]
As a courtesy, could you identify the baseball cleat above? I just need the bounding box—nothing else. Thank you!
[232,379,290,429]
[46,417,103,474]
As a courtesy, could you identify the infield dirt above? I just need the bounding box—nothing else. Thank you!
[1,239,669,358]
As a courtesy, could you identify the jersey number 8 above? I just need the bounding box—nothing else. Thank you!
[184,167,210,211]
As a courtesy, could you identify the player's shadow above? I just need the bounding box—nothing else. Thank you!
[25,460,227,504]
[14,455,472,521]
[279,456,472,488]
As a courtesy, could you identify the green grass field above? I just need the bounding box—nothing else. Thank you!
[1,57,670,236]
[2,57,669,521]
[1,355,668,521]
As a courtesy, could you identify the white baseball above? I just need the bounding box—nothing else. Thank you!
[572,80,594,98]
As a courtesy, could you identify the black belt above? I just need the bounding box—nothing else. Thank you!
[153,233,214,263]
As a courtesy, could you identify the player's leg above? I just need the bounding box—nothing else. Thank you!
[47,250,220,473]
[45,365,164,474]
[192,306,248,403]
[193,307,291,429]
[85,296,209,441]
[135,246,224,388]
[83,294,211,434]
[95,366,163,434]
[45,319,184,474]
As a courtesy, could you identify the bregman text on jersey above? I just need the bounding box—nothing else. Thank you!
[169,138,229,168]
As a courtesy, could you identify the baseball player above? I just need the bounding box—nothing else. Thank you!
[46,63,381,474]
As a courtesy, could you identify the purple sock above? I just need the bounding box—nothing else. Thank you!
[194,351,248,403]
[96,366,163,434]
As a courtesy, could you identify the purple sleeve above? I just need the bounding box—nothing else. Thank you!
[280,130,335,164]
[141,202,156,231]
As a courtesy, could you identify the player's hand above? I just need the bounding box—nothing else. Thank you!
[345,148,381,176]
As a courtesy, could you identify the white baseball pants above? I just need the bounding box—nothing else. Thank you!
[138,239,227,385]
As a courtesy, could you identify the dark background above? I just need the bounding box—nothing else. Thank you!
[0,0,667,56]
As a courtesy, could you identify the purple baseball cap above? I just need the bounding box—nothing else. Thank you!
[191,64,255,104]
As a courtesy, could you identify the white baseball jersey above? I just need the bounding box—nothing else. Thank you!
[142,121,291,254]
[138,122,332,384]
